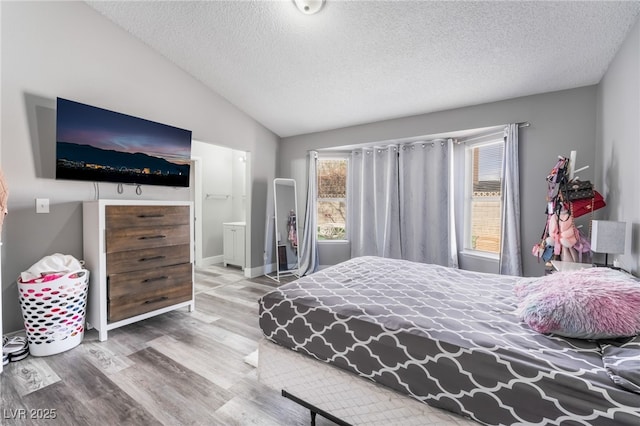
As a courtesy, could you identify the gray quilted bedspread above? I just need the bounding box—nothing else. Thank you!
[258,256,640,425]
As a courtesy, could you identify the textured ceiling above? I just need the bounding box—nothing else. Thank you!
[87,1,640,138]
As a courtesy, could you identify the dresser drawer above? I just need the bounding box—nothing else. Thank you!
[106,244,191,274]
[106,224,190,253]
[106,205,190,229]
[108,263,192,322]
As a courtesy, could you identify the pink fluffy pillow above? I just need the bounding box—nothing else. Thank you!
[515,268,640,339]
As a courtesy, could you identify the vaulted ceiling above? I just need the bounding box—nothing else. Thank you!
[87,1,640,138]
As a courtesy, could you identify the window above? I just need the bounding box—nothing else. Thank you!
[464,140,504,255]
[317,158,347,240]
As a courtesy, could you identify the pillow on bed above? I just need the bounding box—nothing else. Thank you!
[515,268,640,339]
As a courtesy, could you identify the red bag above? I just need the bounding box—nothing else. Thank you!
[570,191,605,218]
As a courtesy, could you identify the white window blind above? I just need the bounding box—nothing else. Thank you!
[465,140,504,254]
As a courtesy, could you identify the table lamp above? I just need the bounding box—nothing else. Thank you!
[591,220,626,268]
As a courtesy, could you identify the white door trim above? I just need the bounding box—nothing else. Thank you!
[191,155,203,267]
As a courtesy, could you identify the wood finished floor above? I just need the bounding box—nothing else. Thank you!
[1,265,468,426]
[1,265,332,426]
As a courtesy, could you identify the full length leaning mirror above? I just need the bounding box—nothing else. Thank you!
[269,178,300,282]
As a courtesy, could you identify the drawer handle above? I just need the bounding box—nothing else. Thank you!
[139,255,166,262]
[144,296,169,304]
[138,235,166,240]
[142,276,168,283]
[137,214,164,218]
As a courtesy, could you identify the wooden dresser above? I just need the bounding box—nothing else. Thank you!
[83,200,194,341]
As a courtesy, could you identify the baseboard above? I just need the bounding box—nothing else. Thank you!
[245,263,275,279]
[2,329,26,338]
[200,260,309,280]
[199,255,223,267]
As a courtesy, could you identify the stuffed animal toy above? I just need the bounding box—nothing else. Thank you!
[547,209,578,254]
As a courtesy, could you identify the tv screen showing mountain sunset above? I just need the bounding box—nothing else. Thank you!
[56,98,192,187]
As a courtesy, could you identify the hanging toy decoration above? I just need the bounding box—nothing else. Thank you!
[532,153,605,264]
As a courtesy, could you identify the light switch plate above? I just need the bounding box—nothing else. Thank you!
[36,198,50,214]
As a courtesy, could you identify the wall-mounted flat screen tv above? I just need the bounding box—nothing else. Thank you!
[56,97,192,187]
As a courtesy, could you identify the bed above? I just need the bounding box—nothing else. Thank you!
[257,256,640,425]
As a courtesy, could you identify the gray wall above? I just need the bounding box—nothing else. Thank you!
[596,16,640,275]
[1,2,278,333]
[280,86,598,277]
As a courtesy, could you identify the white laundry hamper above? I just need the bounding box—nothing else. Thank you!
[17,270,90,356]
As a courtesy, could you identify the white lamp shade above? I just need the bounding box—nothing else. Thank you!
[591,220,626,254]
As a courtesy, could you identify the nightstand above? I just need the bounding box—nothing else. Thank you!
[550,260,593,273]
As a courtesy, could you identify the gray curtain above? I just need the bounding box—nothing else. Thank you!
[499,124,522,276]
[348,146,401,258]
[447,141,459,268]
[399,141,455,266]
[299,151,319,275]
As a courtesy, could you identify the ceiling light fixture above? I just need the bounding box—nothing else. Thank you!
[293,0,325,15]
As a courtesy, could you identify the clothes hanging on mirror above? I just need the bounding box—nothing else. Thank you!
[287,210,298,252]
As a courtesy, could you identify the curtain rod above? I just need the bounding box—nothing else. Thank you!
[456,122,531,144]
[318,122,532,151]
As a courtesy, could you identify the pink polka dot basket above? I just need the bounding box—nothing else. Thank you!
[17,270,90,356]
